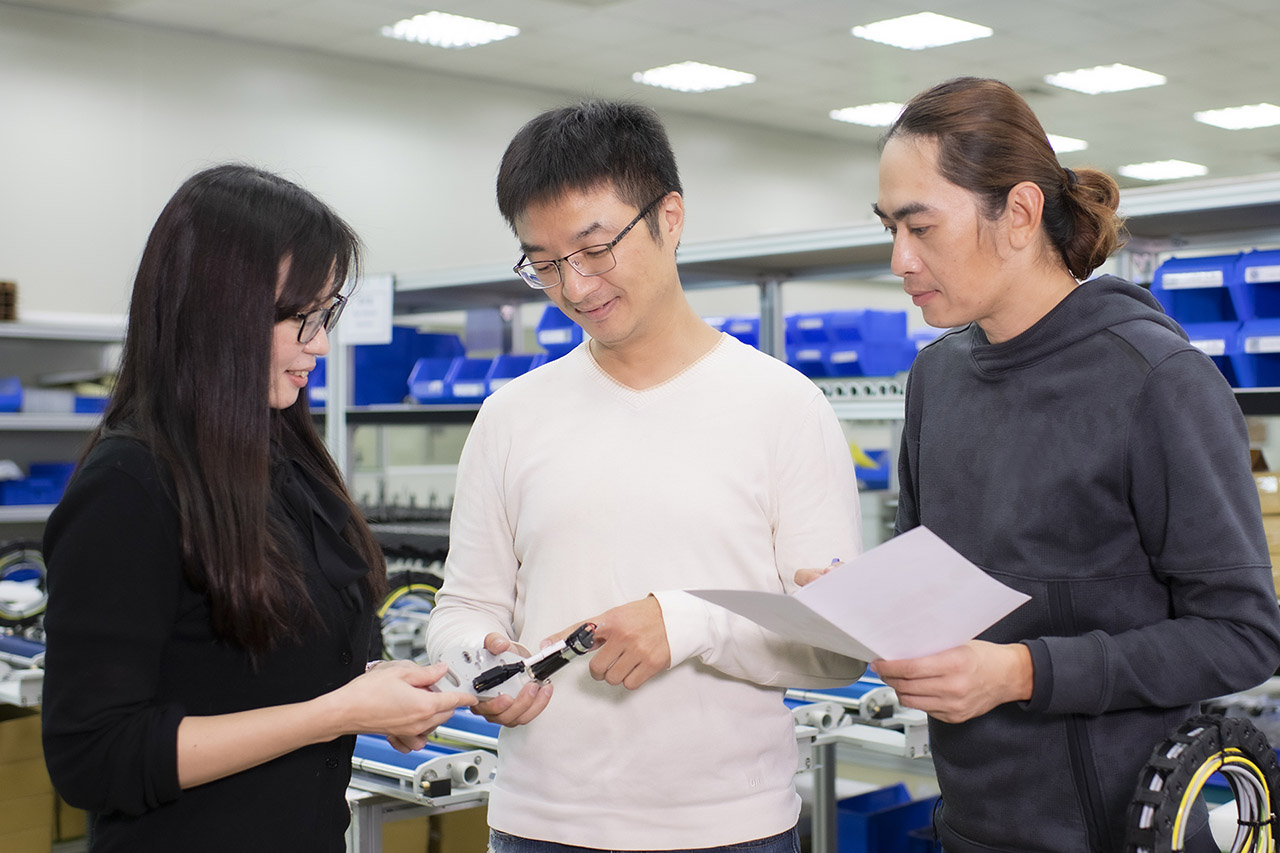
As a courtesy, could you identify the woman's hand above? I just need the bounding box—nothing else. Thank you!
[338,660,476,751]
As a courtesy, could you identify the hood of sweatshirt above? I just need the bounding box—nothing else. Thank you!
[962,275,1186,375]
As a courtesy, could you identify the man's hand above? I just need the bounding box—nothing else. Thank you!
[872,640,1034,724]
[470,633,552,727]
[549,596,670,690]
[794,559,843,587]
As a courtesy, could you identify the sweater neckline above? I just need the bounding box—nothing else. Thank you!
[585,332,729,400]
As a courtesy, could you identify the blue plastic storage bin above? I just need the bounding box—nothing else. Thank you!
[1151,254,1240,325]
[722,316,760,348]
[824,341,917,378]
[1182,321,1241,386]
[307,357,327,408]
[74,395,108,414]
[0,376,21,412]
[1232,250,1280,321]
[0,477,61,505]
[408,356,459,404]
[445,357,493,403]
[837,783,938,853]
[352,328,465,405]
[536,305,583,358]
[855,449,891,491]
[486,353,540,394]
[788,310,909,345]
[29,462,76,491]
[1232,320,1280,388]
[787,344,831,378]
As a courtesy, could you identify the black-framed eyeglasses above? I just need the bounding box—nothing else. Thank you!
[513,194,668,290]
[291,293,347,344]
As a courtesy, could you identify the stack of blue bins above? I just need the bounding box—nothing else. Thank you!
[1150,253,1242,386]
[787,310,915,378]
[356,329,465,405]
[1229,250,1280,388]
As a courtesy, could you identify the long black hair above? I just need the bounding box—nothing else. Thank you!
[99,163,386,654]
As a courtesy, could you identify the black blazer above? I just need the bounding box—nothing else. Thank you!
[41,436,375,852]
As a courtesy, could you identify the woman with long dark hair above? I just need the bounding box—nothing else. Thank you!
[868,78,1280,852]
[40,164,474,851]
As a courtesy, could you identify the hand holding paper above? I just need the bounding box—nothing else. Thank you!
[689,527,1029,662]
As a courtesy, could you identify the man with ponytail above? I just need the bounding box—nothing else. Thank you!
[866,78,1280,851]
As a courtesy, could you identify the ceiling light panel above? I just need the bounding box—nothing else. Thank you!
[1118,160,1208,181]
[830,103,905,127]
[1194,103,1280,130]
[1043,63,1166,95]
[852,13,992,50]
[381,11,519,49]
[632,62,756,93]
[1046,134,1088,153]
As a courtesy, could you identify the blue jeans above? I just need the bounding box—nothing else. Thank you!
[488,826,801,853]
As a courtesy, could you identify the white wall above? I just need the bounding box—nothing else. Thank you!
[0,4,886,318]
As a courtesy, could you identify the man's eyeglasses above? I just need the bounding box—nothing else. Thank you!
[290,294,346,344]
[513,194,668,290]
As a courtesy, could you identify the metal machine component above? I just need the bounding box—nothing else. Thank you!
[435,623,597,700]
[349,735,496,806]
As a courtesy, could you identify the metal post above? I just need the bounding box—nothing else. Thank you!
[758,277,786,360]
[324,323,351,480]
[812,740,837,853]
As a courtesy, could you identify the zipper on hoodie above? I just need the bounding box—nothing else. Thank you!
[1049,581,1110,851]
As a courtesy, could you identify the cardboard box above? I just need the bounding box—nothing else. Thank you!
[0,705,54,849]
[382,815,429,853]
[0,793,54,835]
[0,824,53,853]
[0,706,42,763]
[431,805,489,853]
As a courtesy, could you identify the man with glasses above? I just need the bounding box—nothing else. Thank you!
[427,100,865,853]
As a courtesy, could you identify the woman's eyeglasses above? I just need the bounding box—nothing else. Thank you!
[290,294,346,344]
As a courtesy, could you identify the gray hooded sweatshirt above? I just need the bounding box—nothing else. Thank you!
[896,275,1280,852]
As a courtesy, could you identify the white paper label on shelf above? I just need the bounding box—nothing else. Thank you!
[829,350,860,364]
[1244,336,1280,354]
[798,317,824,330]
[1190,339,1227,356]
[489,379,511,392]
[341,273,394,345]
[1245,265,1280,284]
[453,383,484,397]
[423,380,443,396]
[540,329,573,345]
[1160,270,1224,289]
[796,348,822,360]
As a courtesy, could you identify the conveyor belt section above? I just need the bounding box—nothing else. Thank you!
[787,675,931,759]
[349,734,496,808]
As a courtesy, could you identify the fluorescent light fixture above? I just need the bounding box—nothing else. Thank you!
[829,103,906,127]
[1194,103,1280,130]
[852,13,992,50]
[1046,133,1089,153]
[381,11,519,49]
[1118,159,1208,181]
[1044,63,1166,94]
[632,61,756,93]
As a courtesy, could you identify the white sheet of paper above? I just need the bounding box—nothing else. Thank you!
[688,526,1030,661]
